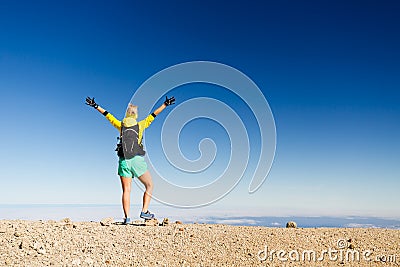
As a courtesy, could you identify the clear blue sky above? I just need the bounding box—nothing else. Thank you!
[0,1,399,218]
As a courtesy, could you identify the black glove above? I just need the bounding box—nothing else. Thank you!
[164,96,176,106]
[86,96,99,109]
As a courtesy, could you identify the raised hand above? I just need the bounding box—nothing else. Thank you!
[164,96,176,106]
[86,96,99,109]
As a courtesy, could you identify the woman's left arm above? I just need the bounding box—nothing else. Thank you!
[153,96,175,116]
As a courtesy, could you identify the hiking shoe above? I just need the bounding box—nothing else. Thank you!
[140,210,155,220]
[123,217,131,225]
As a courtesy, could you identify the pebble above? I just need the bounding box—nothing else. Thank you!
[37,247,46,255]
[84,257,94,264]
[61,218,72,224]
[162,218,169,226]
[286,221,297,228]
[72,258,81,265]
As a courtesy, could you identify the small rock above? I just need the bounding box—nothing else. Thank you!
[175,220,183,224]
[0,228,6,233]
[162,218,169,226]
[52,241,59,248]
[61,218,74,229]
[61,218,72,224]
[84,257,94,264]
[286,221,297,228]
[32,241,39,250]
[72,258,81,265]
[14,232,21,237]
[100,217,114,226]
[348,244,355,249]
[179,228,184,231]
[37,247,46,255]
[32,241,46,255]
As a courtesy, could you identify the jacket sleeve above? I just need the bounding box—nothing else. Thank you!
[137,113,156,144]
[104,112,122,131]
[139,113,156,129]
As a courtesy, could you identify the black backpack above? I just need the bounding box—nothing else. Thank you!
[116,122,145,159]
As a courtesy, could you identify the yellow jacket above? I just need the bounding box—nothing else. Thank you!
[104,112,155,145]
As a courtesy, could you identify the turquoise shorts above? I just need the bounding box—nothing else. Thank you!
[118,156,148,178]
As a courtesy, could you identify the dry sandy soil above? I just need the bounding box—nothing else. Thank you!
[0,218,399,266]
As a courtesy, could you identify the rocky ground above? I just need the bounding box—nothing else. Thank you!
[0,218,399,266]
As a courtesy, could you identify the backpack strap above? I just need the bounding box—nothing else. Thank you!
[120,120,124,139]
[116,120,124,158]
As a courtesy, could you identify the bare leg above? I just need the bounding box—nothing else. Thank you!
[120,176,132,218]
[137,170,154,212]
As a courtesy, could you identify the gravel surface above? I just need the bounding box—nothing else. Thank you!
[0,219,399,266]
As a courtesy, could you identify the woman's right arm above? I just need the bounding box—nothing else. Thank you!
[86,97,121,131]
[96,105,106,114]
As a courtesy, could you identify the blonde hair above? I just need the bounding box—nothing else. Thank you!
[125,104,138,119]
